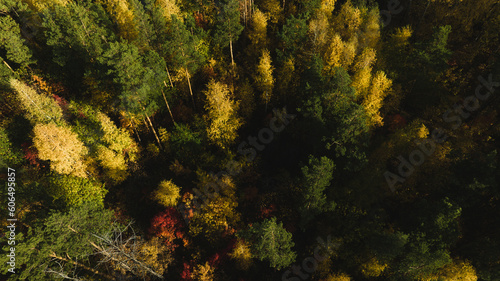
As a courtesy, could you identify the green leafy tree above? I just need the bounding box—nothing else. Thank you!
[99,41,161,116]
[299,155,335,227]
[278,14,308,56]
[0,202,115,280]
[0,127,22,168]
[46,173,107,208]
[239,217,296,270]
[214,0,244,67]
[164,14,206,108]
[0,15,33,69]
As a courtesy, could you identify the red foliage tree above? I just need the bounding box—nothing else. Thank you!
[149,207,186,248]
[180,262,193,281]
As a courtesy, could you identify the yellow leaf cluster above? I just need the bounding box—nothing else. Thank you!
[33,123,88,178]
[248,9,268,50]
[324,273,351,281]
[324,34,344,71]
[421,260,478,281]
[155,0,180,21]
[22,0,69,12]
[11,78,63,124]
[189,196,240,242]
[229,239,253,270]
[391,26,413,48]
[320,0,337,15]
[259,0,283,24]
[255,49,275,106]
[105,0,138,41]
[362,71,393,127]
[191,261,215,281]
[360,257,388,278]
[204,80,242,149]
[153,180,181,207]
[332,0,362,40]
[98,112,138,162]
[138,237,173,276]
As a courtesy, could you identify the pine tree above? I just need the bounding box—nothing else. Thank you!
[299,155,335,227]
[0,15,33,69]
[46,173,107,207]
[164,15,206,108]
[99,41,160,116]
[42,1,114,65]
[239,217,296,270]
[0,127,23,168]
[214,0,244,67]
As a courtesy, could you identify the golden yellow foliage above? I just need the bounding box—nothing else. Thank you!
[155,0,181,21]
[309,12,330,50]
[204,80,242,149]
[33,123,88,177]
[11,78,63,124]
[191,261,215,281]
[22,0,69,12]
[391,26,413,48]
[153,180,181,207]
[105,0,138,40]
[351,48,377,97]
[324,272,351,281]
[360,257,388,278]
[248,9,268,50]
[320,0,337,15]
[341,37,358,69]
[421,260,478,281]
[332,0,362,40]
[363,71,392,127]
[324,33,344,72]
[138,237,173,276]
[358,8,380,49]
[229,239,253,270]
[97,146,128,183]
[189,196,240,243]
[254,49,275,108]
[352,67,372,98]
[98,112,138,162]
[259,0,283,24]
[352,48,377,72]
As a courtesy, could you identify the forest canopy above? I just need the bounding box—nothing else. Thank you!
[0,0,499,280]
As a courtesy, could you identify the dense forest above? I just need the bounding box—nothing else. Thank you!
[0,0,499,280]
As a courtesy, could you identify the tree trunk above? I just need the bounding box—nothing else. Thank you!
[230,38,235,67]
[161,87,175,124]
[185,68,196,110]
[130,121,142,142]
[144,115,162,149]
[165,66,174,87]
[49,252,115,280]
